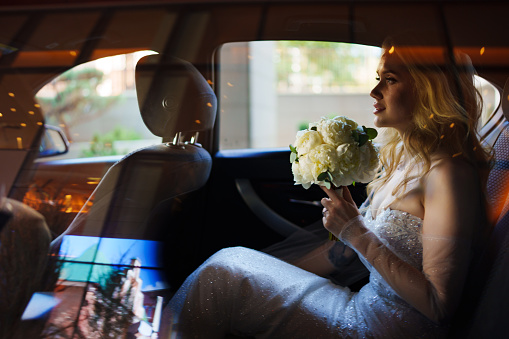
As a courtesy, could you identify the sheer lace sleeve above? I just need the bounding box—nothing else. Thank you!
[335,159,482,324]
[338,216,472,324]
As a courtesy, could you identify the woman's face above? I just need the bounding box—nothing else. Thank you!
[370,51,416,134]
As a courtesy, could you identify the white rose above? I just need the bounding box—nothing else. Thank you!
[294,129,323,156]
[316,117,355,148]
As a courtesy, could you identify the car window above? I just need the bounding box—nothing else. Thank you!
[219,41,381,150]
[21,51,160,236]
[35,50,160,159]
[218,41,501,150]
[475,75,500,127]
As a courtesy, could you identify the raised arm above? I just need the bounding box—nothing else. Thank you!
[322,159,482,324]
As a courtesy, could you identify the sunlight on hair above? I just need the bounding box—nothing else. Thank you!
[388,46,395,54]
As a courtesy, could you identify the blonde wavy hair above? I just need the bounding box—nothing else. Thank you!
[367,38,492,200]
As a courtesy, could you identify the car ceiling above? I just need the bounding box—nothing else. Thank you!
[0,1,508,88]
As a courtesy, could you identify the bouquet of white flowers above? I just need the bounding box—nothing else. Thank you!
[289,116,379,240]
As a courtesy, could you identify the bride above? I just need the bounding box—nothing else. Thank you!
[160,39,492,338]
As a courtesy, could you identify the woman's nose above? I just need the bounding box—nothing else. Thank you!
[370,83,382,100]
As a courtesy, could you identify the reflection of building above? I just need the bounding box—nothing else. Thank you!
[45,244,165,338]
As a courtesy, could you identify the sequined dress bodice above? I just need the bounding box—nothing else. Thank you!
[362,208,424,294]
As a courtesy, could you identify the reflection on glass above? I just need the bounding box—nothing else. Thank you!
[45,235,169,338]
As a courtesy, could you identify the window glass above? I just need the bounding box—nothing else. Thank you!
[36,50,159,159]
[218,41,381,150]
[474,75,500,127]
[218,41,500,151]
[22,51,159,236]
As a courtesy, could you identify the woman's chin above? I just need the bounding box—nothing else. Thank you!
[373,117,384,128]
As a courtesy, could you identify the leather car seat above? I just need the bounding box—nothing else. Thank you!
[450,78,509,338]
[51,55,217,243]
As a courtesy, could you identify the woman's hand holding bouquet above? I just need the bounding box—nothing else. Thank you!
[289,116,379,240]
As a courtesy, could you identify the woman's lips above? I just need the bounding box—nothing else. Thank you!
[373,103,385,114]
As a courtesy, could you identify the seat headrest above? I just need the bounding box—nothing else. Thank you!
[135,55,217,140]
[503,78,509,121]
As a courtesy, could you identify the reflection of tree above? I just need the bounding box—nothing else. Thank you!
[276,41,361,92]
[87,266,136,338]
[81,126,142,158]
[23,182,79,238]
[37,68,120,142]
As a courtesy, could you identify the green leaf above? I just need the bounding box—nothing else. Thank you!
[289,144,299,163]
[317,171,329,181]
[351,129,359,143]
[318,171,334,189]
[290,152,298,163]
[327,171,334,183]
[363,126,378,140]
[358,134,369,147]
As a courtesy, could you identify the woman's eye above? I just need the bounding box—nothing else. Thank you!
[375,76,381,81]
[385,77,396,84]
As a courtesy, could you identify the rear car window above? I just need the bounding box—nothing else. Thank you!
[35,50,159,159]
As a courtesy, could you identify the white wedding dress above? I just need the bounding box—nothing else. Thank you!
[161,207,463,338]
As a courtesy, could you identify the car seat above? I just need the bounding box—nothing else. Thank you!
[449,78,509,338]
[51,54,217,243]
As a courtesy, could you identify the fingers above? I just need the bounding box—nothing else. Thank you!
[342,186,355,204]
[321,197,333,210]
[320,185,343,202]
[321,186,358,213]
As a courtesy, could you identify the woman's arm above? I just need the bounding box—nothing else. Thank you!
[321,159,480,324]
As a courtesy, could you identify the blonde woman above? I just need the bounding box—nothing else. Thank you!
[162,40,491,338]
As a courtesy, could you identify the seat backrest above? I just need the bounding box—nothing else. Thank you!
[457,78,509,337]
[52,55,217,243]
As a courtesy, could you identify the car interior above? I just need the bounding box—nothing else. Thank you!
[0,0,509,337]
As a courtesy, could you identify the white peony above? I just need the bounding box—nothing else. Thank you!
[292,155,315,189]
[314,116,356,148]
[332,116,359,131]
[307,144,339,182]
[290,116,379,189]
[356,142,379,183]
[332,143,359,186]
[294,129,323,156]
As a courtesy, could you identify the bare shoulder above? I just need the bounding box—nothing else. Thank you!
[422,157,482,237]
[426,156,478,189]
